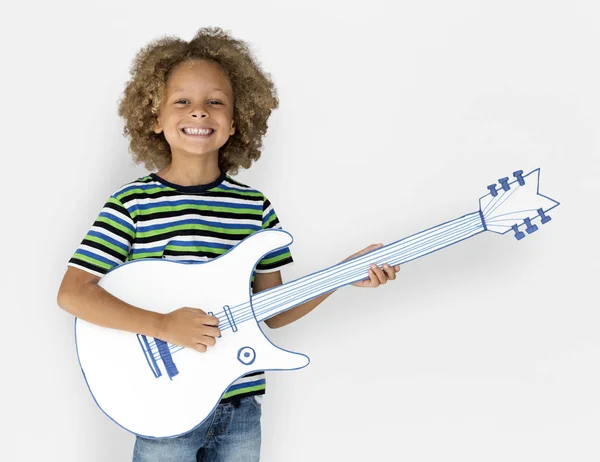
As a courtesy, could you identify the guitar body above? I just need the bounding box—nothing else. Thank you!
[75,229,309,438]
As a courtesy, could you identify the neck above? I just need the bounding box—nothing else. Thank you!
[160,155,221,186]
[251,211,486,323]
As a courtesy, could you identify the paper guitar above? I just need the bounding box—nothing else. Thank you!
[74,168,559,438]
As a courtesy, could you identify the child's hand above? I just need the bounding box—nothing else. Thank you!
[158,307,221,352]
[343,243,400,288]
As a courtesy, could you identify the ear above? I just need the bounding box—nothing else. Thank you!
[230,120,235,136]
[153,116,163,134]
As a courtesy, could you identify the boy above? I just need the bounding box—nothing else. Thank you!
[57,26,399,461]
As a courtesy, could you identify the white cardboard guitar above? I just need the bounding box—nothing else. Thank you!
[74,168,559,438]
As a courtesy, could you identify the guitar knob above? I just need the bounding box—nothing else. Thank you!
[511,224,525,240]
[487,184,499,197]
[238,347,256,365]
[537,208,551,224]
[498,177,510,191]
[523,218,538,234]
[513,170,525,186]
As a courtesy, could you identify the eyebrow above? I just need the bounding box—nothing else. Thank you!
[172,88,227,94]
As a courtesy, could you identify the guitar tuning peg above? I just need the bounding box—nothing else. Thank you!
[513,170,525,186]
[487,184,499,197]
[523,217,539,234]
[511,224,525,240]
[498,177,510,191]
[537,208,551,224]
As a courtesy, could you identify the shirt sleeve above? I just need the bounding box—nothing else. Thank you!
[67,194,136,277]
[254,195,294,273]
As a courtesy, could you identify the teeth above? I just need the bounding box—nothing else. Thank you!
[183,128,213,135]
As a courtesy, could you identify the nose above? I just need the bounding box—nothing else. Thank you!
[190,103,209,118]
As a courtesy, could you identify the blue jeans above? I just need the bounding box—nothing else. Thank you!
[132,395,263,462]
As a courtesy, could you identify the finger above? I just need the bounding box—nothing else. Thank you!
[203,326,221,338]
[194,343,207,353]
[382,264,396,280]
[203,315,220,326]
[370,264,387,284]
[196,335,217,347]
[368,268,380,287]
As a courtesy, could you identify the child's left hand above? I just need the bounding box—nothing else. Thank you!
[343,243,401,288]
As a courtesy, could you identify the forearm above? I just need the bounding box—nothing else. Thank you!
[58,281,163,338]
[265,289,337,329]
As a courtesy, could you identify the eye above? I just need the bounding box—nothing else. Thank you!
[173,99,223,105]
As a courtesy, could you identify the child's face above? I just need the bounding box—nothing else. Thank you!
[153,59,236,164]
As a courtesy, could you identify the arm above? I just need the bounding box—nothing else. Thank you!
[56,266,219,352]
[57,266,165,337]
[253,271,336,329]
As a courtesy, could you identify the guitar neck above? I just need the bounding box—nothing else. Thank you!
[252,211,486,323]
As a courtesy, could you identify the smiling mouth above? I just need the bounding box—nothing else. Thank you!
[181,128,215,137]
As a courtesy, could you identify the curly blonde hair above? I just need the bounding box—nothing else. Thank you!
[117,26,279,175]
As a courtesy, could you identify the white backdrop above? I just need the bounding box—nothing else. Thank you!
[1,0,599,460]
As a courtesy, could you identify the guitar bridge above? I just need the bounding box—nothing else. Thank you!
[137,334,179,380]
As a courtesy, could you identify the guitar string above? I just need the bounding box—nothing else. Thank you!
[152,220,486,359]
[249,213,483,315]
[485,209,539,222]
[150,197,509,360]
[163,191,503,347]
[157,205,540,358]
[158,214,482,343]
[153,179,517,360]
[221,214,481,330]
[150,220,484,359]
[482,188,507,214]
[481,180,543,228]
[482,184,517,218]
[148,180,534,358]
[212,213,480,328]
[473,182,540,229]
[148,217,483,359]
[480,185,506,215]
[148,214,484,359]
[248,221,484,325]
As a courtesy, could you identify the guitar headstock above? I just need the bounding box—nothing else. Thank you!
[479,168,560,239]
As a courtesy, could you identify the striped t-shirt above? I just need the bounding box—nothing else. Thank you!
[67,170,294,402]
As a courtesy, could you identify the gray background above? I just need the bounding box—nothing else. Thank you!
[1,0,598,460]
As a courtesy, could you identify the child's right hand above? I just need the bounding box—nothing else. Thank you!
[157,307,221,352]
